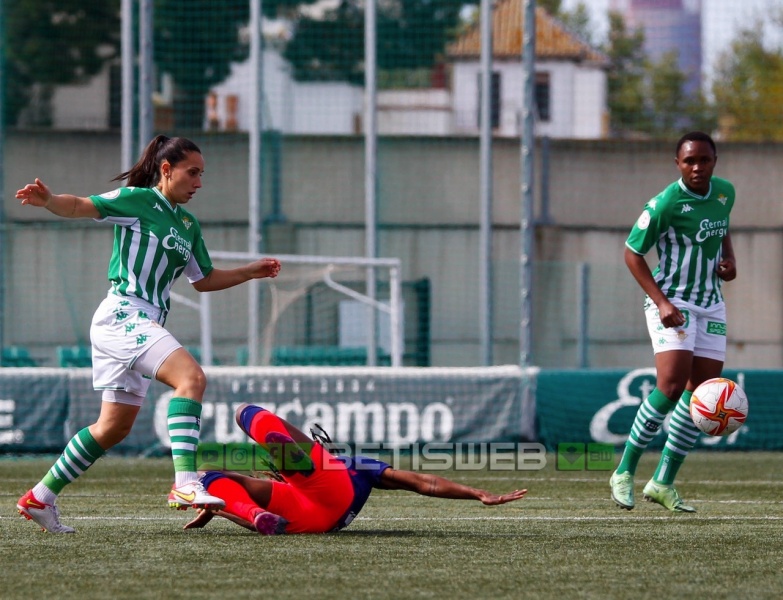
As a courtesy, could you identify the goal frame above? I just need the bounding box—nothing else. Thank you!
[171,252,404,367]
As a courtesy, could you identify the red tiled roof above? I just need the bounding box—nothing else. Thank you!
[448,1,607,64]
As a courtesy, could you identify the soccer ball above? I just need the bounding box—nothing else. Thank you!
[690,377,748,436]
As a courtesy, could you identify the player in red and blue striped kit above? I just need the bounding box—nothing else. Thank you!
[185,403,528,535]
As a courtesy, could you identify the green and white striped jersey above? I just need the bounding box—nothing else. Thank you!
[90,186,213,313]
[625,176,735,308]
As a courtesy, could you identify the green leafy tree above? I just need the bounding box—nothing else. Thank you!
[648,51,686,135]
[712,21,783,141]
[4,0,121,126]
[284,0,464,85]
[538,0,562,16]
[646,50,717,138]
[538,0,594,45]
[283,1,365,83]
[154,0,254,130]
[558,2,594,46]
[260,0,320,19]
[604,11,648,136]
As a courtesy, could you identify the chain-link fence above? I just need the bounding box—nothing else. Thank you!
[2,0,783,368]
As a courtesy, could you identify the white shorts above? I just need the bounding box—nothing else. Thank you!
[90,293,182,405]
[644,297,727,361]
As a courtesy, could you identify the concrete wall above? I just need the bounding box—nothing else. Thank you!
[3,131,781,368]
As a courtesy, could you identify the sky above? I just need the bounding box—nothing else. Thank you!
[560,0,783,83]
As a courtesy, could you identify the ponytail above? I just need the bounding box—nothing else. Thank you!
[112,135,201,188]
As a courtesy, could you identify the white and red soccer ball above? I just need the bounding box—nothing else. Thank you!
[690,377,749,437]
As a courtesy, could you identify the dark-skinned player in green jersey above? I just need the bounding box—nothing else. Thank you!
[610,131,737,513]
[15,135,281,532]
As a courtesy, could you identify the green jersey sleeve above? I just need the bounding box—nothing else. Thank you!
[625,188,674,256]
[89,186,146,219]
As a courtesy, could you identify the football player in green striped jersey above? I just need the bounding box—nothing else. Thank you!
[15,135,281,533]
[610,131,737,513]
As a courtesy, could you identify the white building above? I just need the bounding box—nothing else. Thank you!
[447,1,609,139]
[45,1,608,139]
[195,1,610,139]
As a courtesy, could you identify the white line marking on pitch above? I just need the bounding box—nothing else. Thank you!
[2,514,783,523]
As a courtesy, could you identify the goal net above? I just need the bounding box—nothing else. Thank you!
[169,252,404,368]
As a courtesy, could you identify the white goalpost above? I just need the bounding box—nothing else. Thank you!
[171,252,404,368]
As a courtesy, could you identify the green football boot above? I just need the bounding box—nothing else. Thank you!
[642,480,696,513]
[609,471,635,510]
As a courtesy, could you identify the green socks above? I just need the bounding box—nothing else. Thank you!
[654,391,700,485]
[616,388,675,475]
[41,427,105,495]
[167,397,203,476]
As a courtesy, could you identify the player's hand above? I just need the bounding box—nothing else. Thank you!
[16,178,52,208]
[478,488,527,505]
[716,257,736,282]
[183,508,215,530]
[657,300,685,328]
[247,258,281,280]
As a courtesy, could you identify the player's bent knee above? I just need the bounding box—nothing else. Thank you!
[235,403,251,427]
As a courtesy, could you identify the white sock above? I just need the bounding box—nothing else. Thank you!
[32,482,57,505]
[175,471,198,488]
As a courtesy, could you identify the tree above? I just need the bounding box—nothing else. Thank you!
[557,2,594,46]
[603,11,717,139]
[712,21,783,141]
[538,0,594,46]
[283,1,365,83]
[646,50,717,139]
[154,0,255,130]
[283,0,464,85]
[260,0,320,19]
[538,0,562,16]
[4,0,121,126]
[603,11,648,136]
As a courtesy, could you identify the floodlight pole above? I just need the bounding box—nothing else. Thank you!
[365,0,379,366]
[479,0,494,366]
[0,0,5,352]
[139,0,154,149]
[520,0,536,367]
[247,0,264,365]
[121,0,134,171]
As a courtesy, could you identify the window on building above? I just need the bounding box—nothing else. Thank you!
[535,72,551,122]
[477,72,501,129]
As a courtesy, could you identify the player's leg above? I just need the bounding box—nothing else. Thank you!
[611,300,696,509]
[652,356,722,486]
[645,304,727,511]
[92,293,219,508]
[17,296,151,533]
[148,345,223,509]
[611,350,691,509]
[17,398,138,533]
[234,404,357,530]
[198,471,288,535]
[235,402,313,444]
[234,403,318,478]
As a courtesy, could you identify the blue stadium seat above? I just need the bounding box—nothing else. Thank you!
[272,346,368,366]
[236,345,390,366]
[1,346,39,367]
[57,345,93,368]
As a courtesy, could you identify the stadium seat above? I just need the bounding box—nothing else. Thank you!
[236,345,388,366]
[1,346,39,367]
[57,345,93,368]
[272,346,369,366]
[236,346,249,366]
[186,345,220,365]
[185,345,202,363]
